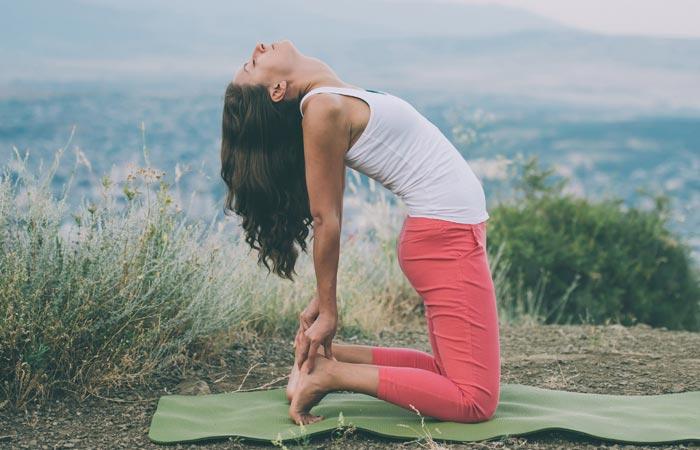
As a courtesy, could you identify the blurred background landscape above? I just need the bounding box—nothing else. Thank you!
[1,0,699,260]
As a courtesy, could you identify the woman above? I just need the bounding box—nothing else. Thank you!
[222,39,500,426]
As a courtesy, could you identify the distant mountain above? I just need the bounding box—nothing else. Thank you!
[359,30,700,113]
[1,0,565,60]
[1,0,699,261]
[2,0,699,113]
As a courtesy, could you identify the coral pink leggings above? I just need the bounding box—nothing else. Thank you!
[372,215,501,423]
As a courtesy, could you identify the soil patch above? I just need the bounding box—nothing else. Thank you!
[2,323,699,449]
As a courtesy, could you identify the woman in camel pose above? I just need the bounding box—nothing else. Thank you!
[222,39,500,426]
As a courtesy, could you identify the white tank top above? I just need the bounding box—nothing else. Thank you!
[299,86,489,224]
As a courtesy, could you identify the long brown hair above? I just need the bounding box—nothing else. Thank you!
[220,82,314,281]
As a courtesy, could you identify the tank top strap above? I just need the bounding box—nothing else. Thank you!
[299,86,385,117]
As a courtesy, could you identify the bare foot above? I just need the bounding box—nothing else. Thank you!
[286,347,329,403]
[289,355,335,425]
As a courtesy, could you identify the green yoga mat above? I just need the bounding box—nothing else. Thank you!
[148,383,700,445]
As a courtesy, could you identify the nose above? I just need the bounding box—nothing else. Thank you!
[252,42,269,59]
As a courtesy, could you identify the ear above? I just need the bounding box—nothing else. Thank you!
[270,80,287,102]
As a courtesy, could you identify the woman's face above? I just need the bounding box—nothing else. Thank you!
[233,39,300,88]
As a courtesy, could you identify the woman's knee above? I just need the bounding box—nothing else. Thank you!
[457,387,499,422]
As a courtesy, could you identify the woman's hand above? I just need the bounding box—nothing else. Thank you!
[293,295,320,354]
[300,294,320,329]
[295,310,337,374]
[293,295,321,368]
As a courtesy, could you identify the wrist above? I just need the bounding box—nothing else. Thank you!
[319,304,337,315]
[316,293,337,312]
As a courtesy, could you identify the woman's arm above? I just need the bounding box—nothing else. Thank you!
[311,219,341,315]
[296,94,349,371]
[302,94,348,315]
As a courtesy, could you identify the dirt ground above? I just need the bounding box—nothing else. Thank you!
[1,322,699,449]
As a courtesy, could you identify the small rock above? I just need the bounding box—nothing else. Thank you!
[671,384,685,393]
[175,379,211,395]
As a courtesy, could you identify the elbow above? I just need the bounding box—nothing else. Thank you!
[312,213,341,229]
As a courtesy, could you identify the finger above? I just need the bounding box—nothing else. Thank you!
[302,313,316,327]
[306,342,320,373]
[297,340,310,370]
[294,323,305,349]
[327,341,338,362]
[294,332,302,351]
[293,326,301,349]
[299,313,311,330]
[324,339,334,360]
[294,329,307,360]
[294,343,303,367]
[306,352,315,374]
[297,326,310,346]
[297,352,307,370]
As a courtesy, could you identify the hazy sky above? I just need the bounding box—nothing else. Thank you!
[437,0,700,38]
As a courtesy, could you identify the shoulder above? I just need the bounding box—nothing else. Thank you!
[301,92,345,122]
[301,93,348,145]
[301,94,350,155]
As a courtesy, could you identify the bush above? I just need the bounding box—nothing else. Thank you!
[0,145,419,409]
[487,155,700,331]
[0,148,266,408]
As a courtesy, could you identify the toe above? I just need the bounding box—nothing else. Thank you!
[307,414,324,424]
[299,413,323,425]
[289,404,323,425]
[289,406,303,425]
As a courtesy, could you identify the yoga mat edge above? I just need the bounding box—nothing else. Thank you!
[147,383,700,445]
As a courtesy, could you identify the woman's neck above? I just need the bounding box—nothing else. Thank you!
[297,60,360,99]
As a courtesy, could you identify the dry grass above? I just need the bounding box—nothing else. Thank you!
[0,145,573,411]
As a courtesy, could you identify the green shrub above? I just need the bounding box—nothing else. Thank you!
[0,148,263,408]
[0,145,418,409]
[488,155,700,331]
